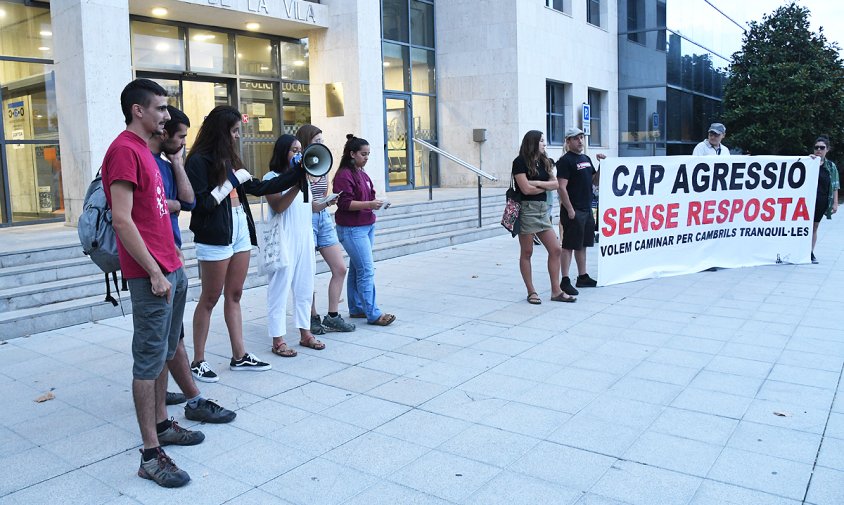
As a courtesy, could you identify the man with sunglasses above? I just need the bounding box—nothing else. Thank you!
[810,136,839,264]
[693,123,729,156]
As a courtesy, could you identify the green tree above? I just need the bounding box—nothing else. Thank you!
[723,2,844,159]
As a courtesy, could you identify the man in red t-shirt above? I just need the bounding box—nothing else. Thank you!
[101,79,197,488]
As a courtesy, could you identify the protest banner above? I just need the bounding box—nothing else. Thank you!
[596,155,819,286]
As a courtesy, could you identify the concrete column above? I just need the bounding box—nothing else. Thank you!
[308,0,386,194]
[50,0,132,226]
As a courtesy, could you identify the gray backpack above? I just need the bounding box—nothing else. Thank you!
[78,169,124,306]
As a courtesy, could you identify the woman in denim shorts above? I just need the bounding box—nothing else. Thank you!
[296,125,355,334]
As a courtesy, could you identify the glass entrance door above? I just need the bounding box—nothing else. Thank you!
[385,96,411,189]
[147,77,230,152]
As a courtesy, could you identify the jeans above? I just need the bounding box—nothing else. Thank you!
[336,223,381,323]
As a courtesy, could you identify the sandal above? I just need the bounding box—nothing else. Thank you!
[272,341,298,357]
[368,313,396,326]
[550,292,576,303]
[299,336,326,350]
[527,292,542,305]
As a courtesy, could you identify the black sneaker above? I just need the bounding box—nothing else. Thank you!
[166,392,186,405]
[812,252,818,264]
[138,448,190,488]
[576,274,598,288]
[230,352,272,372]
[185,399,236,424]
[191,361,219,383]
[157,418,205,446]
[322,313,356,332]
[560,277,579,296]
[310,314,326,335]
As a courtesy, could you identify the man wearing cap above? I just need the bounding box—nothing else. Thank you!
[693,123,729,156]
[556,127,605,296]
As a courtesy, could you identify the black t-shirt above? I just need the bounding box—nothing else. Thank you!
[511,156,551,202]
[556,151,596,210]
[818,160,831,201]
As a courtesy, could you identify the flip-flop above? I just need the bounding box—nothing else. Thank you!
[527,292,542,305]
[550,292,576,303]
[368,313,396,326]
[299,337,326,350]
[271,342,297,357]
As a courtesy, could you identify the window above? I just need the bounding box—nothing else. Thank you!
[546,0,571,14]
[627,0,644,44]
[588,89,606,147]
[656,2,666,51]
[627,95,646,149]
[587,0,601,27]
[546,81,569,145]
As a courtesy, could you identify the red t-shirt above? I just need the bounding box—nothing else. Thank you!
[102,130,182,279]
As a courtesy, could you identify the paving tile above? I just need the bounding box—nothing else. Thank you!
[806,465,844,505]
[0,425,35,459]
[519,383,597,413]
[344,481,452,505]
[320,394,409,430]
[271,382,356,413]
[726,420,822,464]
[547,413,643,457]
[458,372,535,402]
[706,447,812,500]
[366,376,450,406]
[0,469,120,505]
[756,380,835,410]
[463,470,582,505]
[670,387,753,419]
[590,460,702,505]
[479,400,571,438]
[718,342,783,362]
[623,431,723,476]
[687,370,764,398]
[438,424,539,468]
[203,437,311,487]
[777,350,843,373]
[649,407,738,445]
[690,479,801,505]
[648,348,714,369]
[323,431,429,478]
[222,489,296,505]
[389,450,501,503]
[742,398,830,434]
[260,457,378,505]
[375,408,471,449]
[0,446,75,496]
[360,352,432,376]
[419,388,509,424]
[404,360,481,387]
[817,435,844,471]
[318,365,397,393]
[626,361,699,386]
[511,440,617,490]
[704,355,774,379]
[272,354,350,381]
[545,366,621,393]
[607,376,683,405]
[579,394,665,430]
[269,414,366,456]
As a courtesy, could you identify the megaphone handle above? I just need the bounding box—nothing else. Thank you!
[301,175,309,203]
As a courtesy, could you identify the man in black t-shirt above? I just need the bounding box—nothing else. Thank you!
[556,127,605,295]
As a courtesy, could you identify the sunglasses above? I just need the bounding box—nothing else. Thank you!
[814,145,828,150]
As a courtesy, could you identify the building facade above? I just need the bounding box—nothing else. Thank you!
[618,0,743,156]
[0,0,736,228]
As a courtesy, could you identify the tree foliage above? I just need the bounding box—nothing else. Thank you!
[723,2,844,159]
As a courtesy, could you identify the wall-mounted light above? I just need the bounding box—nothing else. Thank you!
[155,42,170,52]
[0,9,6,19]
[151,7,168,17]
[246,22,260,31]
[38,46,50,52]
[40,30,52,37]
[383,62,391,67]
[293,60,305,67]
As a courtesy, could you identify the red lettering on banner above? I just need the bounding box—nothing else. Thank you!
[687,197,811,225]
[603,203,680,236]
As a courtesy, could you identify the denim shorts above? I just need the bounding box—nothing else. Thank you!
[312,208,339,250]
[128,268,188,380]
[196,205,252,261]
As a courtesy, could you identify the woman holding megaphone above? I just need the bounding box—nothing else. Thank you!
[263,134,326,357]
[296,125,355,335]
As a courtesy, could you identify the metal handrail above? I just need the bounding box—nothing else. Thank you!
[413,138,498,228]
[413,138,498,181]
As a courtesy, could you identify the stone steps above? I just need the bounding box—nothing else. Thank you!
[0,193,520,339]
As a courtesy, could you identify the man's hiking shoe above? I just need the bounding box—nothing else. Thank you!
[191,361,219,383]
[138,448,190,488]
[157,418,205,446]
[310,314,326,335]
[323,314,355,332]
[166,392,186,405]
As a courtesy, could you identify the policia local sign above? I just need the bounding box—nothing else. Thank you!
[597,156,819,286]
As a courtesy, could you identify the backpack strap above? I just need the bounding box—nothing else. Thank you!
[104,272,119,307]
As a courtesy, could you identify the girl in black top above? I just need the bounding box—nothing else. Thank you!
[512,130,575,304]
[186,105,301,381]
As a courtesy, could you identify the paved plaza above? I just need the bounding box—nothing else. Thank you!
[2,218,844,505]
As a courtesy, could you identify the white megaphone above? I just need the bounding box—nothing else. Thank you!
[302,143,333,178]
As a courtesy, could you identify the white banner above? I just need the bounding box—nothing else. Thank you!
[597,155,819,286]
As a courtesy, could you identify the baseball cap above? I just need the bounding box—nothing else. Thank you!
[565,127,584,139]
[708,123,726,135]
